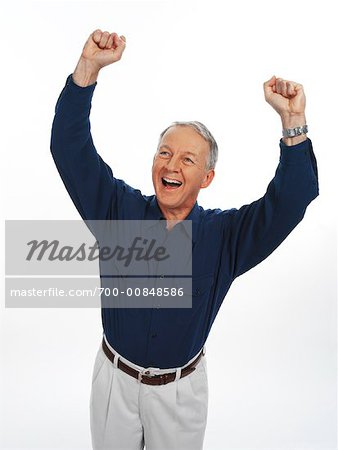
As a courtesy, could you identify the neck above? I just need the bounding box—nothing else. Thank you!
[157,202,196,226]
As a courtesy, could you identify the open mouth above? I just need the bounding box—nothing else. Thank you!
[161,177,183,190]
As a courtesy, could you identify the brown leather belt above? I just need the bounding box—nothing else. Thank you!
[102,338,204,385]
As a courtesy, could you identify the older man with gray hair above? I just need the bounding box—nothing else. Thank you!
[50,28,319,450]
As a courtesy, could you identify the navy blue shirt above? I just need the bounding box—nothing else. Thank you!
[50,74,319,368]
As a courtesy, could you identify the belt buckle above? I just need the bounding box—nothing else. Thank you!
[138,367,158,383]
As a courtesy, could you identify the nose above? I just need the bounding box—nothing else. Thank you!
[165,155,181,172]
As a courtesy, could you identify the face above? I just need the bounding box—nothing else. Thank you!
[152,125,215,216]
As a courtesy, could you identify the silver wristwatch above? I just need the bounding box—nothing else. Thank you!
[282,124,308,138]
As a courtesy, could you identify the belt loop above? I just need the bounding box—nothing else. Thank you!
[113,352,120,368]
[174,367,182,381]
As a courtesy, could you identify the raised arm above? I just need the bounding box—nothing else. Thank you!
[224,76,319,279]
[50,29,127,221]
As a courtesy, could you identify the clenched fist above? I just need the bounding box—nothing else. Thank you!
[81,29,127,70]
[72,29,127,87]
[264,76,307,145]
[264,76,306,118]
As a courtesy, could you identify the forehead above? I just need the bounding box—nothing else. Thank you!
[159,126,209,154]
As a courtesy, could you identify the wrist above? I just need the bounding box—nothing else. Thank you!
[72,57,100,87]
[280,113,306,129]
[280,113,307,146]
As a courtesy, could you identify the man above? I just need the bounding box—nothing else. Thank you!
[50,29,319,450]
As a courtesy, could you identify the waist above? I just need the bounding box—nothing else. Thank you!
[103,333,206,374]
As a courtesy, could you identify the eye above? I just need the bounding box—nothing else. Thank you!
[184,157,194,164]
[159,151,170,157]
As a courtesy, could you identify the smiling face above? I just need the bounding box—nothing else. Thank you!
[152,125,215,220]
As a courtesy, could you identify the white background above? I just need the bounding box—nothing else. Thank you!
[1,0,337,449]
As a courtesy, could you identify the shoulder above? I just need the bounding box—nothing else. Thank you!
[199,205,235,222]
[197,205,236,233]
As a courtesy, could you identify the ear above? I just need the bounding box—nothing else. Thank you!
[200,169,215,189]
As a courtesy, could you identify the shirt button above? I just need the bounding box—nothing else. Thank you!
[160,274,164,279]
[151,333,157,338]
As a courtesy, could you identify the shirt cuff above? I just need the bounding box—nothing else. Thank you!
[61,73,98,109]
[279,137,313,165]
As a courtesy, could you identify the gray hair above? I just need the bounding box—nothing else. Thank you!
[157,121,218,170]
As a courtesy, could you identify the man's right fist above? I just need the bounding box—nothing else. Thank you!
[81,29,127,71]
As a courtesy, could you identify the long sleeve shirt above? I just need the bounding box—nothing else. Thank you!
[50,73,319,369]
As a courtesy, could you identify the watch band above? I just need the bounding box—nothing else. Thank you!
[282,124,308,138]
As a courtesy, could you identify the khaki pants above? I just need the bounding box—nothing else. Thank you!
[90,336,209,450]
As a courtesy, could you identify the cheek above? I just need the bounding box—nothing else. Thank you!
[152,160,164,175]
[152,164,161,183]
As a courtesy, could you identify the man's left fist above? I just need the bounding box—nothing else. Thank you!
[263,76,306,118]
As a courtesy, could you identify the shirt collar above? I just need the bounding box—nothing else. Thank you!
[147,196,200,244]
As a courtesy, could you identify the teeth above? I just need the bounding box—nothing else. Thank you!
[163,177,182,185]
